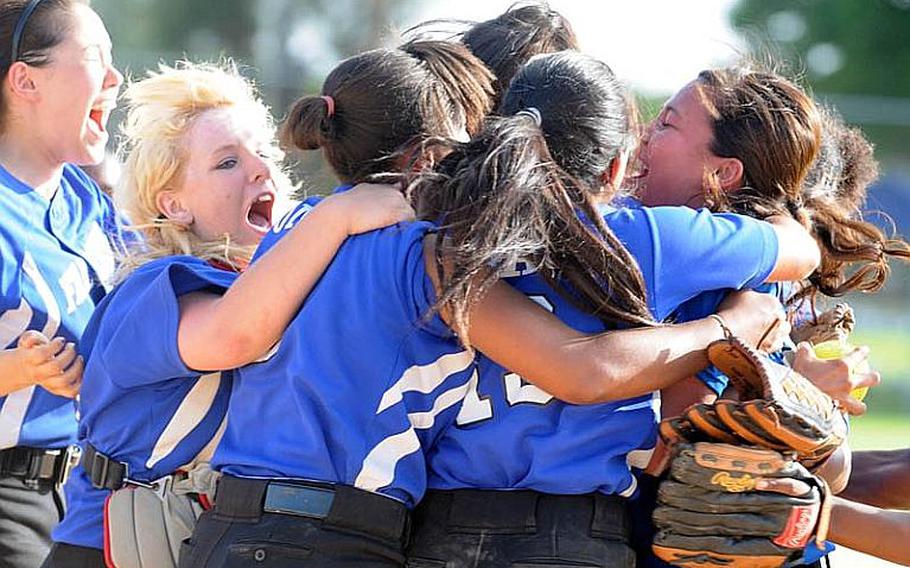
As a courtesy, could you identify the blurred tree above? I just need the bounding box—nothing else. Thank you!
[730,0,910,162]
[93,0,416,192]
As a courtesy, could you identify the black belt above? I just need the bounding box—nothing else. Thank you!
[214,475,410,545]
[418,489,630,540]
[0,445,81,489]
[81,442,129,491]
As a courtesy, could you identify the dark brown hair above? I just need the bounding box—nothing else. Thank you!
[697,65,910,298]
[279,39,494,184]
[463,1,578,107]
[414,51,653,347]
[0,0,87,125]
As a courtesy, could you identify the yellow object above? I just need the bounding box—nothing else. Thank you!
[813,340,870,401]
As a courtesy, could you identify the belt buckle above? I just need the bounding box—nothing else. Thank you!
[58,445,82,487]
[263,482,334,519]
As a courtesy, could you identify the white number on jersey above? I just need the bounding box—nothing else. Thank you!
[456,295,555,426]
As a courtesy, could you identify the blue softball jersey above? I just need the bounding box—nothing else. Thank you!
[52,256,237,549]
[425,205,780,497]
[211,192,475,509]
[0,164,122,450]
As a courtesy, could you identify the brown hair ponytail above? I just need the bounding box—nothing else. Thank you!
[414,51,653,348]
[279,40,493,184]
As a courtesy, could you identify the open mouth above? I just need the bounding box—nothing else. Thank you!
[87,103,113,136]
[246,193,275,232]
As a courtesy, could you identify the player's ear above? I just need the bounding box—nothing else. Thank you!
[7,61,39,102]
[156,190,194,226]
[598,150,630,195]
[715,157,744,191]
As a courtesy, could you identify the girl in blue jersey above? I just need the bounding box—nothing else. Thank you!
[42,62,414,568]
[630,65,908,568]
[405,52,826,568]
[184,40,795,568]
[638,66,907,420]
[0,1,125,566]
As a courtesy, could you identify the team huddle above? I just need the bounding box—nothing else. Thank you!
[1,0,909,567]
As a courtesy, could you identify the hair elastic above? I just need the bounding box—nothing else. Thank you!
[515,107,542,127]
[321,95,335,118]
[10,0,45,63]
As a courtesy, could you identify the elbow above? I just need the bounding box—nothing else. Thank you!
[798,242,822,280]
[553,361,624,405]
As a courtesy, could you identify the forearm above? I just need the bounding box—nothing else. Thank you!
[841,449,910,509]
[812,443,852,494]
[466,282,728,404]
[178,199,349,370]
[766,215,821,281]
[829,497,910,566]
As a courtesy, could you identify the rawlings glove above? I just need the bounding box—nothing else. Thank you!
[653,442,831,568]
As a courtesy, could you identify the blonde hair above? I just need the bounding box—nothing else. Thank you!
[114,60,292,278]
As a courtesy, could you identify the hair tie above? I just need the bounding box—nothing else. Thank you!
[321,95,335,118]
[515,107,542,127]
[10,0,45,63]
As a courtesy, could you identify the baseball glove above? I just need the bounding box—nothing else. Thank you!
[652,442,831,568]
[660,336,848,467]
[790,302,855,346]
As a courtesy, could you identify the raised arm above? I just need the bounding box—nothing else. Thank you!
[177,184,413,370]
[765,214,821,282]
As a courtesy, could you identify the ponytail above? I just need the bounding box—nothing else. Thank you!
[279,95,334,151]
[415,113,653,349]
[280,41,493,184]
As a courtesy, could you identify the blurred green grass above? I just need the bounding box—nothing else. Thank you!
[842,327,909,450]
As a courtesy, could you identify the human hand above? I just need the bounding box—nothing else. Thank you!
[334,183,415,235]
[716,290,791,353]
[791,342,880,416]
[17,331,83,398]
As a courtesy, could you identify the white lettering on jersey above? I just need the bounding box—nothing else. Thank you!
[456,295,554,426]
[272,203,313,234]
[354,428,420,493]
[376,351,473,414]
[356,351,475,492]
[58,261,92,315]
[146,372,223,470]
[407,380,473,430]
[82,223,116,290]
[23,252,61,338]
[455,370,491,425]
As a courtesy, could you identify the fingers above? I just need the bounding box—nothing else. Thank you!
[21,337,66,370]
[838,396,867,417]
[32,342,76,380]
[853,369,881,390]
[17,330,50,349]
[38,354,84,399]
[755,477,812,497]
[840,345,871,368]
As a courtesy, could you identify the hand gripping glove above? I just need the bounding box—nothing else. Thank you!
[703,336,848,465]
[652,442,832,568]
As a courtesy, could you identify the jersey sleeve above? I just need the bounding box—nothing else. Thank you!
[251,197,321,263]
[641,207,779,318]
[393,223,451,338]
[90,257,238,389]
